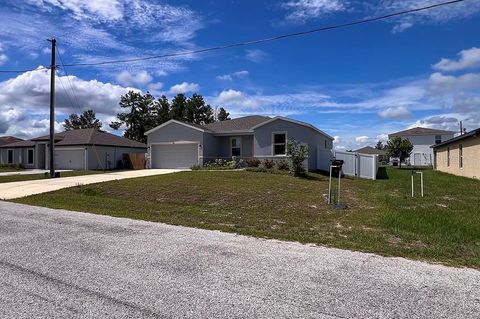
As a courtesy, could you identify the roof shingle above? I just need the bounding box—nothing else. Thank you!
[389,127,455,138]
[203,115,270,132]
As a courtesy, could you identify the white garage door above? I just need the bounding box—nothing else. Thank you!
[151,143,198,169]
[55,149,85,170]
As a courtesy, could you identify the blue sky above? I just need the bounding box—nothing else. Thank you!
[0,0,479,149]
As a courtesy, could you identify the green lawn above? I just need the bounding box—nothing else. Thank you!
[0,170,109,184]
[14,167,480,268]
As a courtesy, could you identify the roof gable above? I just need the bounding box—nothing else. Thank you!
[145,119,208,135]
[203,115,270,133]
[251,116,334,140]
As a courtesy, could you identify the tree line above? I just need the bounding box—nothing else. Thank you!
[63,91,230,143]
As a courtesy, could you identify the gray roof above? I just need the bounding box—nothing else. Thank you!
[0,136,23,146]
[203,116,271,133]
[389,127,455,138]
[0,140,35,148]
[354,146,387,155]
[432,127,480,148]
[1,129,146,148]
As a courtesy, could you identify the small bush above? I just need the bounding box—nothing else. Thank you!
[286,138,309,177]
[246,158,261,167]
[276,159,290,171]
[262,159,274,169]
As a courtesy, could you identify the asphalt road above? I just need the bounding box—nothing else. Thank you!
[0,202,478,318]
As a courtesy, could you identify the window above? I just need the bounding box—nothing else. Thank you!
[7,149,13,164]
[435,135,442,144]
[459,144,463,168]
[273,132,287,155]
[324,140,327,149]
[447,147,450,167]
[231,137,241,157]
[27,149,34,165]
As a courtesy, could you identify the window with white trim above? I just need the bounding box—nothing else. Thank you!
[27,149,34,165]
[273,133,287,155]
[7,149,13,164]
[231,137,241,157]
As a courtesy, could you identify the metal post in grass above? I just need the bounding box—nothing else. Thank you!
[416,171,424,197]
[411,170,415,198]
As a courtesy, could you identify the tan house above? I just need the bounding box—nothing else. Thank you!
[432,128,480,179]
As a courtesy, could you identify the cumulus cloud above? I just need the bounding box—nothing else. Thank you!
[428,72,480,95]
[377,106,411,119]
[169,82,199,94]
[116,70,153,86]
[0,68,137,138]
[433,47,480,72]
[245,49,269,63]
[282,0,348,23]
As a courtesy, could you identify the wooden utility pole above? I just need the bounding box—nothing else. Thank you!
[48,38,56,178]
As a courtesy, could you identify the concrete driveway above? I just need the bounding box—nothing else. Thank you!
[0,169,72,177]
[0,202,478,319]
[0,169,185,200]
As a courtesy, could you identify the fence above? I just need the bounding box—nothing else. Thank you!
[334,151,379,180]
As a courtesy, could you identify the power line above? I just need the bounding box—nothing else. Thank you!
[0,0,467,72]
[56,45,83,114]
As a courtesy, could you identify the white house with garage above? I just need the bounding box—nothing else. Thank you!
[145,115,334,171]
[388,127,455,166]
[0,128,146,170]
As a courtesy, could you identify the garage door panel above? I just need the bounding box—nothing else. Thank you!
[151,144,197,169]
[55,149,85,170]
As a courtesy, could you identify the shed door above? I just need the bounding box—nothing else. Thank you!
[151,144,198,169]
[413,153,421,166]
[55,149,85,170]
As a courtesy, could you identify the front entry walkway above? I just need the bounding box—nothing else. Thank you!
[0,169,185,200]
[0,169,71,177]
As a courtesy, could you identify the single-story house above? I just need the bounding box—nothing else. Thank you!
[0,128,146,170]
[388,127,455,166]
[0,136,23,146]
[432,127,480,179]
[145,115,334,170]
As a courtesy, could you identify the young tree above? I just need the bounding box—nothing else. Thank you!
[375,141,385,150]
[110,91,156,143]
[63,110,102,131]
[286,138,309,177]
[386,136,414,167]
[217,107,230,121]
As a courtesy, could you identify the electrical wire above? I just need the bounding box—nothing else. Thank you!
[56,45,83,114]
[0,0,467,73]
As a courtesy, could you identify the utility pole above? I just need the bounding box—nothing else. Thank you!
[48,38,56,178]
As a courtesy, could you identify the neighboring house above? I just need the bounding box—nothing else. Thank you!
[145,115,334,170]
[432,127,480,179]
[354,146,388,162]
[0,136,23,147]
[0,128,146,170]
[388,127,455,166]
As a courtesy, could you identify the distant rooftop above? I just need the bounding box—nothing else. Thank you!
[354,146,387,155]
[389,127,455,138]
[0,136,23,146]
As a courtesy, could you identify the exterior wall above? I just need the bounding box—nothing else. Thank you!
[398,134,454,166]
[434,135,480,179]
[206,135,254,161]
[253,119,332,170]
[147,122,205,165]
[0,148,22,165]
[87,146,146,170]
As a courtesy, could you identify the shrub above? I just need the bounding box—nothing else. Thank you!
[190,164,201,170]
[276,159,290,171]
[262,159,274,169]
[246,158,261,167]
[286,138,309,177]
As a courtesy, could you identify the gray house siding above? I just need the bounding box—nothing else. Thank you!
[209,135,254,160]
[86,146,145,170]
[253,119,331,170]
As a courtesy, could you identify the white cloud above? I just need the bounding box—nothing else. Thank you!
[282,0,348,23]
[355,135,370,143]
[378,106,411,119]
[428,72,480,95]
[169,82,199,94]
[116,70,153,86]
[216,70,249,81]
[245,49,269,63]
[433,47,480,72]
[377,0,480,33]
[27,0,124,22]
[146,82,164,96]
[0,67,137,138]
[0,54,7,65]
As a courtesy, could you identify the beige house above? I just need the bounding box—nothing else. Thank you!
[432,128,480,179]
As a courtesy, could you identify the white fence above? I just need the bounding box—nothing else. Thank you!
[334,151,379,180]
